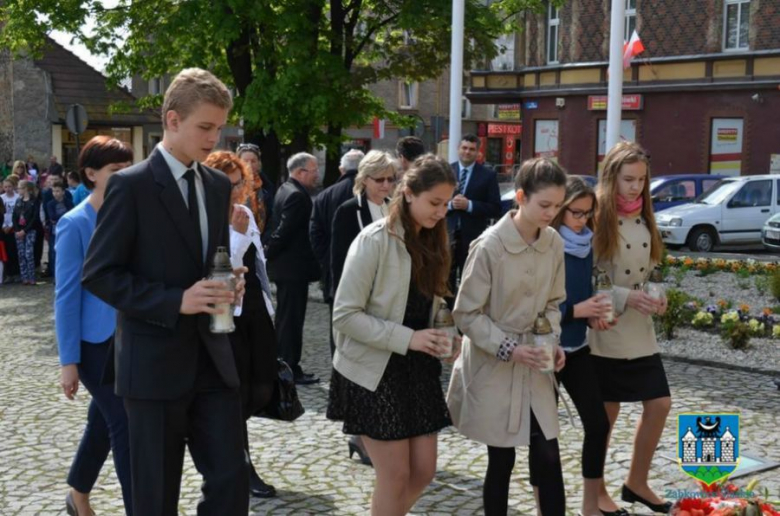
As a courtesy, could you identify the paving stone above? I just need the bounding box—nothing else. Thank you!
[0,282,778,515]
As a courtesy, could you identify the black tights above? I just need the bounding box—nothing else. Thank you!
[483,413,565,516]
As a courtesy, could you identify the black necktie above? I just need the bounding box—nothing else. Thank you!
[184,169,203,260]
[458,166,469,195]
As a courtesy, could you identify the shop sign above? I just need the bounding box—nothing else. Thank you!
[524,101,538,110]
[587,94,643,111]
[488,123,522,136]
[497,104,521,120]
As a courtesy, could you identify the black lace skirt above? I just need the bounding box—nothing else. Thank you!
[327,281,451,440]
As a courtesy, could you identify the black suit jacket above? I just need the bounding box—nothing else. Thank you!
[309,169,357,301]
[82,148,239,400]
[266,177,321,283]
[447,162,501,245]
[329,193,373,299]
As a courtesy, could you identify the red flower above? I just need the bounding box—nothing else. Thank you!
[678,498,715,514]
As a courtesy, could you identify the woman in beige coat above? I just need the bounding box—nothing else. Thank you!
[447,158,568,516]
[331,155,460,516]
[590,141,671,515]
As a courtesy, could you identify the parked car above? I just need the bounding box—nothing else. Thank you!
[761,213,780,252]
[499,174,597,215]
[649,174,726,212]
[656,175,779,252]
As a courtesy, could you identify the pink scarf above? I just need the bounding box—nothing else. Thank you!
[616,194,643,216]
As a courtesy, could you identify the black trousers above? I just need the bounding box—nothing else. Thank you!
[555,346,610,479]
[484,413,565,516]
[274,280,309,371]
[447,230,470,305]
[328,301,335,357]
[2,231,19,277]
[123,357,248,516]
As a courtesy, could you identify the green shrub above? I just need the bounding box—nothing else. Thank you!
[770,269,780,301]
[720,311,752,349]
[656,289,691,340]
[754,275,769,296]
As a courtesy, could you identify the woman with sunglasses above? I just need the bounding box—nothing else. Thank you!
[327,150,397,465]
[548,176,615,516]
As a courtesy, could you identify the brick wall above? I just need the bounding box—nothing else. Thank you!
[640,0,721,56]
[753,0,780,50]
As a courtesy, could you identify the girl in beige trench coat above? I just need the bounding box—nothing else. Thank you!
[447,158,569,516]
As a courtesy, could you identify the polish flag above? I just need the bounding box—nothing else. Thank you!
[623,30,645,69]
[373,117,386,139]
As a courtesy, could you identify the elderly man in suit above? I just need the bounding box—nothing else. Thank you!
[447,134,501,291]
[266,152,322,384]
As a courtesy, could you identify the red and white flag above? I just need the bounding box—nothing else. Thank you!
[623,30,645,69]
[372,117,386,139]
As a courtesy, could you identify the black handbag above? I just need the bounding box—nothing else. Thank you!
[255,359,305,422]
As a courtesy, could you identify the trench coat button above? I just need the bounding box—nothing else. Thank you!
[640,267,645,272]
[619,220,623,226]
[643,242,649,248]
[636,218,641,224]
[626,244,631,249]
[626,269,631,275]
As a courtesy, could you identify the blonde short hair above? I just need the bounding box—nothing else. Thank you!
[161,68,233,129]
[353,150,397,195]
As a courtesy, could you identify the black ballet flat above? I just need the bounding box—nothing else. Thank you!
[249,475,277,499]
[621,484,673,514]
[599,508,630,516]
[348,436,373,466]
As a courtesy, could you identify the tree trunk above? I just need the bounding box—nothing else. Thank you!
[324,123,343,187]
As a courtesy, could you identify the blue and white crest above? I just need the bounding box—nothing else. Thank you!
[677,413,740,486]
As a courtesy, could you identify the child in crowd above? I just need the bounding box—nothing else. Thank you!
[12,180,39,285]
[448,158,568,516]
[45,180,74,281]
[2,177,20,282]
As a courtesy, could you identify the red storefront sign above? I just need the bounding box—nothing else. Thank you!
[487,123,522,136]
[587,94,643,111]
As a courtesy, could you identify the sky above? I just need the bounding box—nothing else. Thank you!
[49,0,121,75]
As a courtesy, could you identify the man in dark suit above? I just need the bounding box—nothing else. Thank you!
[266,152,321,384]
[48,155,64,177]
[309,149,364,356]
[82,68,249,516]
[447,134,501,291]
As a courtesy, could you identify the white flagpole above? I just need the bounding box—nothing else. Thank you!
[605,0,626,164]
[448,0,465,161]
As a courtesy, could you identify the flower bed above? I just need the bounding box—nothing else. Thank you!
[664,255,780,276]
[671,480,779,516]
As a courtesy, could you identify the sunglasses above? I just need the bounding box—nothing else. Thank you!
[370,176,396,185]
[566,208,594,220]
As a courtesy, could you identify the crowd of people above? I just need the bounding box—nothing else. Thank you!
[33,67,673,516]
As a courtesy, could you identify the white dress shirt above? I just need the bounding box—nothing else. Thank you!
[158,144,209,262]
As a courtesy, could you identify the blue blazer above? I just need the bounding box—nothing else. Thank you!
[447,162,501,244]
[54,201,116,365]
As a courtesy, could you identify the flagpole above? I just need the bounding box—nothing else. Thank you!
[605,0,626,162]
[448,0,465,161]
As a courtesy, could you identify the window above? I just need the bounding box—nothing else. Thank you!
[724,0,750,50]
[654,180,695,202]
[547,4,560,64]
[399,81,418,109]
[462,97,472,119]
[148,77,164,95]
[491,33,515,71]
[624,0,637,41]
[702,178,721,195]
[728,180,771,208]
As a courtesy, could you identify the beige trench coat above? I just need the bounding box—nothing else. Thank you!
[446,212,566,447]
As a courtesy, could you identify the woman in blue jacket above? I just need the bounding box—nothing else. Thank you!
[55,136,133,516]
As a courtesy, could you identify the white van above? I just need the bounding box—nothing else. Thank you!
[655,175,778,252]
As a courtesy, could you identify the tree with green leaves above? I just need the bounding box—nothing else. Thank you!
[1,0,557,184]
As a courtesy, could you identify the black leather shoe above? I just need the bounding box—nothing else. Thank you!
[294,371,320,385]
[621,484,672,514]
[348,435,373,466]
[250,475,277,499]
[599,509,630,516]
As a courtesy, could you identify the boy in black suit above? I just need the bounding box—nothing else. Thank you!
[83,68,249,515]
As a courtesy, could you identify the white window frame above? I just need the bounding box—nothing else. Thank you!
[723,0,751,51]
[547,4,560,64]
[148,77,164,95]
[624,0,637,41]
[399,81,419,109]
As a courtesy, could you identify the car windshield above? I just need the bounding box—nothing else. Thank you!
[693,179,741,205]
[650,178,664,191]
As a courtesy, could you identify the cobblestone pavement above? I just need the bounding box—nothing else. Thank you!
[0,281,778,515]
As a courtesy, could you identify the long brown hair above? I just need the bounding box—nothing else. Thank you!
[387,154,455,299]
[203,151,259,221]
[593,141,663,263]
[551,176,597,231]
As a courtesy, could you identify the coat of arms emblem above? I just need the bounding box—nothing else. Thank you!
[677,413,740,486]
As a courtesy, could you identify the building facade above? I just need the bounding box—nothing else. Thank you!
[0,39,155,172]
[467,0,780,178]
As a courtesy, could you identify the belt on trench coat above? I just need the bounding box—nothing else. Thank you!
[506,350,576,435]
